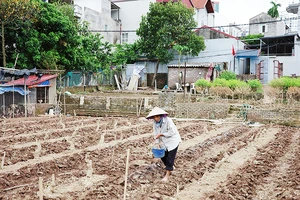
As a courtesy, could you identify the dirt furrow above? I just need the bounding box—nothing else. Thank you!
[174,126,280,200]
[201,126,294,199]
[124,125,259,199]
[254,128,300,199]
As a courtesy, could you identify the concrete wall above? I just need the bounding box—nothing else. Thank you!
[195,9,208,27]
[113,0,154,44]
[74,0,121,44]
[174,38,245,73]
[254,55,300,84]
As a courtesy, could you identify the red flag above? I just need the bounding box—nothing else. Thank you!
[232,45,236,56]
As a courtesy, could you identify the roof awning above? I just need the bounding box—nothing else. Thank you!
[261,33,298,45]
[168,62,211,68]
[236,49,260,58]
[3,74,57,86]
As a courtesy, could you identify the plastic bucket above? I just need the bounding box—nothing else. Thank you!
[152,148,165,158]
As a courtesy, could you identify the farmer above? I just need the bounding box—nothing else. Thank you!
[146,107,182,182]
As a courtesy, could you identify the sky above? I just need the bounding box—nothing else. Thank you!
[214,0,296,26]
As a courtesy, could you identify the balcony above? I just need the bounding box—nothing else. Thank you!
[74,4,83,18]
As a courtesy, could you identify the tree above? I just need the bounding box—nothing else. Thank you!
[267,1,281,18]
[0,0,38,67]
[240,34,264,45]
[136,1,205,87]
[8,1,80,70]
[76,22,112,72]
[110,43,140,67]
[3,1,113,72]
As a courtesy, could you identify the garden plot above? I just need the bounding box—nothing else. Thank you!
[0,116,299,200]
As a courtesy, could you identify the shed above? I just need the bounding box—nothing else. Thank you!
[0,74,58,117]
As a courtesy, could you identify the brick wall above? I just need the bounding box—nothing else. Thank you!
[168,67,208,89]
[175,103,229,119]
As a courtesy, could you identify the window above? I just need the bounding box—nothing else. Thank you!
[259,24,268,33]
[122,33,128,44]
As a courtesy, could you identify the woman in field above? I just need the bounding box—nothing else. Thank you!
[146,107,182,182]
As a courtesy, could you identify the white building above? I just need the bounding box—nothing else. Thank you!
[112,0,215,44]
[249,12,286,37]
[169,27,245,75]
[73,0,121,44]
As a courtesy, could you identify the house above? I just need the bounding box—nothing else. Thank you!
[112,0,216,44]
[73,0,121,44]
[164,26,246,89]
[249,12,286,37]
[240,3,300,84]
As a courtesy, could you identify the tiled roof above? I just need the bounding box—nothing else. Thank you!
[192,0,214,12]
[156,0,194,8]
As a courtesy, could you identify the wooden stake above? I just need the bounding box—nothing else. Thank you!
[123,149,130,200]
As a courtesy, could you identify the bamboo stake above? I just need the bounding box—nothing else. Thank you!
[38,177,43,200]
[123,149,130,200]
[110,148,115,165]
[96,119,100,131]
[51,174,55,186]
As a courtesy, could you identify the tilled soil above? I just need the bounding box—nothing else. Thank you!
[0,116,299,200]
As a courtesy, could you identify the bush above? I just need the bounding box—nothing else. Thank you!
[195,79,212,88]
[227,79,247,90]
[210,86,233,98]
[269,77,295,90]
[219,71,236,80]
[247,79,262,92]
[212,78,228,87]
[195,79,212,94]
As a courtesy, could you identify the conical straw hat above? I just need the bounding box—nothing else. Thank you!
[146,107,168,119]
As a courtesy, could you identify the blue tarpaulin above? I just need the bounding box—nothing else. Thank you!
[0,86,29,95]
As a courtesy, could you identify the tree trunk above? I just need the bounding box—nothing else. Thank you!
[151,59,160,87]
[1,22,6,67]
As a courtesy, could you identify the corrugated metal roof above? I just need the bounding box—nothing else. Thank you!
[4,74,58,86]
[168,62,211,67]
[236,49,260,58]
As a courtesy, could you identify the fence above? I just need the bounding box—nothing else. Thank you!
[60,71,116,88]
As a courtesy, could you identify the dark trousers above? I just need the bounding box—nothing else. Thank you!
[161,146,178,171]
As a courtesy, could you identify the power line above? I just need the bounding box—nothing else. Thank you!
[87,16,300,33]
